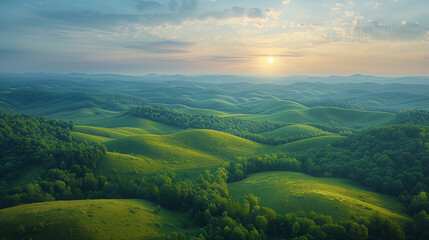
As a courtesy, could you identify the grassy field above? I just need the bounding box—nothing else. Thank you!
[49,109,183,133]
[272,135,345,152]
[72,125,343,180]
[239,99,308,114]
[0,199,194,240]
[261,124,332,138]
[95,152,164,179]
[104,129,265,170]
[229,171,410,223]
[232,106,395,130]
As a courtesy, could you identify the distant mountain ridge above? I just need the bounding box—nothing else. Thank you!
[1,72,428,84]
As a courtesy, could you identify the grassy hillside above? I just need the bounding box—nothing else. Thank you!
[234,106,395,130]
[0,199,193,240]
[272,135,345,152]
[70,132,113,143]
[229,171,410,223]
[86,127,343,179]
[70,118,184,144]
[104,129,265,171]
[261,124,332,138]
[95,152,165,179]
[239,99,308,114]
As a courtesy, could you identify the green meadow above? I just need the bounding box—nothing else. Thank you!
[0,199,194,240]
[229,171,410,223]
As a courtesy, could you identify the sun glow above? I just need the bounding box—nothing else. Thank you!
[267,56,275,64]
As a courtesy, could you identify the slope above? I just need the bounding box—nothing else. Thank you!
[0,199,193,240]
[261,124,332,138]
[104,129,265,171]
[235,106,395,130]
[229,171,410,223]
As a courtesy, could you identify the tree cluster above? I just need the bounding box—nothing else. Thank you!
[0,114,107,208]
[293,124,429,215]
[115,166,406,240]
[394,110,429,126]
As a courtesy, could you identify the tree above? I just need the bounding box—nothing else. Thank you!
[230,227,246,240]
[83,173,97,191]
[292,222,301,236]
[348,222,368,240]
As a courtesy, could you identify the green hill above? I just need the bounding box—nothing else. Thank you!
[70,132,113,143]
[229,171,410,223]
[261,124,332,138]
[104,129,265,171]
[272,135,345,152]
[239,99,308,114]
[95,152,165,179]
[235,106,395,130]
[0,199,193,240]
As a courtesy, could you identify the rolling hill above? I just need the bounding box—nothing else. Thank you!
[272,135,345,152]
[234,106,395,130]
[0,199,193,240]
[104,129,264,170]
[261,124,332,138]
[229,171,410,223]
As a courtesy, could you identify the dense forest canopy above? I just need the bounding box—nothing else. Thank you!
[394,110,429,126]
[0,114,106,208]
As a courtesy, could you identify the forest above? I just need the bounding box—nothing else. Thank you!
[0,114,106,208]
[1,113,429,239]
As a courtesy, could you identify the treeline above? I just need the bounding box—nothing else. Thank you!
[110,167,408,240]
[129,106,284,134]
[2,115,428,239]
[308,120,354,135]
[129,106,326,145]
[0,114,107,208]
[292,124,429,216]
[394,110,429,126]
[148,97,239,112]
[224,153,302,182]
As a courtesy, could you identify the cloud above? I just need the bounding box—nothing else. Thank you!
[126,40,194,54]
[35,0,199,30]
[135,0,197,12]
[353,20,428,40]
[136,1,166,12]
[198,6,245,20]
[344,10,355,17]
[206,56,252,62]
[206,53,301,62]
[0,48,28,55]
[38,10,140,29]
[248,8,265,19]
[282,0,291,5]
[363,2,382,8]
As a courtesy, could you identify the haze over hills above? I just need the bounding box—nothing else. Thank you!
[1,0,429,238]
[2,73,429,114]
[2,72,429,84]
[1,72,429,240]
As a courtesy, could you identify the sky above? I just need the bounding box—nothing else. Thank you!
[0,0,428,76]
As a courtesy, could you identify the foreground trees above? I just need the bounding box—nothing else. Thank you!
[1,113,428,239]
[0,114,106,208]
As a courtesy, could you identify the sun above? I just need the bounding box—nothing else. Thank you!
[267,56,275,64]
